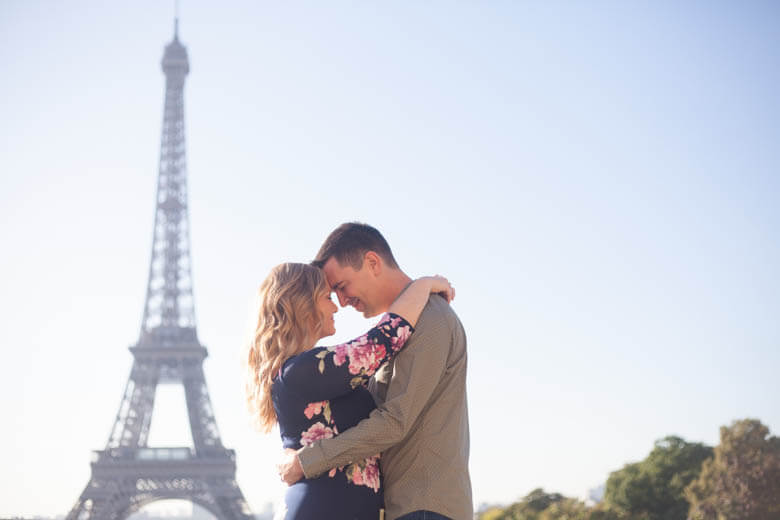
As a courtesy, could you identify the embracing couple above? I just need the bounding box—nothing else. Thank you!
[246,223,472,520]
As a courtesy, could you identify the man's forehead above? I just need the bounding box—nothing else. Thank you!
[321,257,342,284]
[322,257,353,285]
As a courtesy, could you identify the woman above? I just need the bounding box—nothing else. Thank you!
[246,263,453,520]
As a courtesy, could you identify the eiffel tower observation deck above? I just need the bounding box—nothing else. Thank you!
[66,20,254,520]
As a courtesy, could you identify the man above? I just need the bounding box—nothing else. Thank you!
[278,223,473,520]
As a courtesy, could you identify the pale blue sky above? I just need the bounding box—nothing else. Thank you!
[1,1,779,517]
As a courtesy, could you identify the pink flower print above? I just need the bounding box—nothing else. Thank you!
[389,316,402,328]
[345,456,381,492]
[377,313,391,326]
[391,325,411,351]
[351,334,371,349]
[332,343,349,367]
[303,401,326,420]
[300,422,334,447]
[328,463,345,479]
[351,465,364,486]
[362,457,381,493]
[347,341,385,375]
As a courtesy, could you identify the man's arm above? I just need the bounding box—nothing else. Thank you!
[296,301,452,479]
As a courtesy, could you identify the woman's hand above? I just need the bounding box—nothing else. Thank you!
[389,275,455,327]
[424,275,455,303]
[277,448,304,485]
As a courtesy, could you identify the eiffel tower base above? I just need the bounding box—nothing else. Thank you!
[66,448,254,520]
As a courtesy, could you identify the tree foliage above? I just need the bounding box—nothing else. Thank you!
[477,420,779,520]
[685,419,780,520]
[537,497,590,520]
[602,435,713,520]
[478,488,577,520]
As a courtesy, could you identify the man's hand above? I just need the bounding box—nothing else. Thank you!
[277,448,304,486]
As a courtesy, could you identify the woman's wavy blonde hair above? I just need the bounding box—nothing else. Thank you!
[245,262,330,433]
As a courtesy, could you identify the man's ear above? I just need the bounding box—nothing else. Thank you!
[364,251,382,276]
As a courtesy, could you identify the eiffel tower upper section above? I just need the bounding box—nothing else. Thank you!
[139,19,198,349]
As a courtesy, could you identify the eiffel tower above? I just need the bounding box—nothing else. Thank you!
[66,20,253,520]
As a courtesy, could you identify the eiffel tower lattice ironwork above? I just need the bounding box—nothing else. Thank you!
[66,21,253,520]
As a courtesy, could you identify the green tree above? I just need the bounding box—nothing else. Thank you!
[584,504,628,520]
[477,489,566,520]
[523,488,565,514]
[685,419,780,520]
[603,435,713,520]
[538,497,590,520]
[479,507,510,520]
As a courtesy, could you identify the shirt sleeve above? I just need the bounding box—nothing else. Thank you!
[297,302,451,478]
[278,313,414,403]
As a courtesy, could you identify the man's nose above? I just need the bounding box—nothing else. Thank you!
[336,291,348,307]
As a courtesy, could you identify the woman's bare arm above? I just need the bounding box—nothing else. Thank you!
[387,275,454,328]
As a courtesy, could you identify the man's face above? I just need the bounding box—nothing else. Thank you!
[322,256,381,318]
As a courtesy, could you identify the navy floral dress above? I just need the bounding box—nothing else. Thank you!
[272,313,414,520]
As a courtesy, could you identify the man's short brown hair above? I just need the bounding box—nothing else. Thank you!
[312,222,399,270]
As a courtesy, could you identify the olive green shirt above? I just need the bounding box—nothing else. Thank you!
[298,295,473,520]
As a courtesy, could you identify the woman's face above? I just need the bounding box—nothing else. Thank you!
[315,290,338,339]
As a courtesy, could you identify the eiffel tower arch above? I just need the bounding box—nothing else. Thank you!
[66,19,253,520]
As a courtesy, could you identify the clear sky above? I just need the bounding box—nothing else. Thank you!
[2,1,779,517]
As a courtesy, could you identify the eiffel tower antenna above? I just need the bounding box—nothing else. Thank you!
[66,18,253,520]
